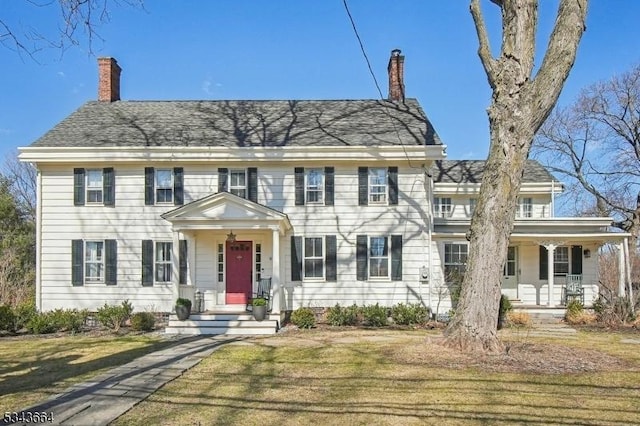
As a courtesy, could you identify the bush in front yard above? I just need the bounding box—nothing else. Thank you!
[291,307,316,329]
[565,299,596,325]
[13,301,37,332]
[391,303,429,326]
[326,304,359,326]
[131,312,156,331]
[97,300,134,332]
[506,311,532,327]
[0,305,16,332]
[25,309,88,334]
[361,303,388,327]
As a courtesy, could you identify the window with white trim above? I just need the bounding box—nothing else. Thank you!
[444,243,468,280]
[155,242,172,282]
[305,169,324,204]
[434,197,453,218]
[86,170,103,203]
[554,246,569,275]
[230,169,247,198]
[468,198,477,216]
[504,246,517,276]
[217,243,224,283]
[369,236,389,278]
[369,168,387,204]
[516,197,533,218]
[155,169,173,203]
[304,237,324,279]
[85,241,104,282]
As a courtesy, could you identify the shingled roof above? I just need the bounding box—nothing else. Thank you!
[30,98,441,148]
[433,160,558,184]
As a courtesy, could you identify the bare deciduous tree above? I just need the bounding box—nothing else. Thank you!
[3,151,36,223]
[444,0,588,353]
[533,64,640,252]
[0,0,143,58]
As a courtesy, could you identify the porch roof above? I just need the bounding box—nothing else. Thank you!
[161,192,292,234]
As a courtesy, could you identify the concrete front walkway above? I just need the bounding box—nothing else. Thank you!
[3,335,240,426]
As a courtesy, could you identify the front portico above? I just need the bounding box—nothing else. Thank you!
[162,192,292,313]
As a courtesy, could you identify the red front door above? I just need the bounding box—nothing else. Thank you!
[225,241,253,304]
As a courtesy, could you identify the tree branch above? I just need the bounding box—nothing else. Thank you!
[470,0,498,89]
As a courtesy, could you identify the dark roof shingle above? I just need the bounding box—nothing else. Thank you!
[30,99,441,148]
[433,160,558,184]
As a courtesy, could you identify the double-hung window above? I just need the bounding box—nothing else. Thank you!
[86,170,103,203]
[369,236,389,278]
[369,168,387,204]
[306,169,324,204]
[553,246,569,275]
[517,197,533,218]
[230,169,247,198]
[468,198,477,217]
[85,241,104,282]
[304,237,324,279]
[434,197,453,218]
[155,242,172,282]
[155,169,173,203]
[444,243,468,280]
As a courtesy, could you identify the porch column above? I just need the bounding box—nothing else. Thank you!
[618,240,626,297]
[271,228,281,313]
[187,233,196,286]
[172,230,180,303]
[545,243,556,306]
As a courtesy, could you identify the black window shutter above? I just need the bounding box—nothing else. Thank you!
[105,239,117,285]
[144,167,154,205]
[218,168,228,192]
[179,239,188,285]
[74,168,85,206]
[325,167,334,206]
[326,235,337,281]
[358,167,368,206]
[571,245,583,275]
[103,167,115,206]
[539,245,548,280]
[71,240,84,286]
[248,167,258,202]
[174,167,184,205]
[294,167,305,206]
[291,236,302,281]
[142,240,154,286]
[356,235,368,281]
[389,167,398,205]
[391,235,402,281]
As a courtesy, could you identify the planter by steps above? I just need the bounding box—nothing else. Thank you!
[252,297,268,321]
[175,298,192,321]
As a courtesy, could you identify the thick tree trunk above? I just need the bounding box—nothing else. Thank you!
[444,0,587,353]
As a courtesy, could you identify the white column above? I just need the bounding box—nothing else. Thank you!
[271,228,281,313]
[546,243,556,306]
[187,233,197,286]
[618,240,626,297]
[172,230,180,303]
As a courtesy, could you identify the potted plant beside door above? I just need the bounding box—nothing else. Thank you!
[252,297,267,321]
[175,298,192,321]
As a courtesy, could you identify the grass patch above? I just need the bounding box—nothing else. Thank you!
[114,329,640,425]
[0,332,171,410]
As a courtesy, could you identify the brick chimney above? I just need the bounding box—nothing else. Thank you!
[98,57,121,102]
[387,49,405,102]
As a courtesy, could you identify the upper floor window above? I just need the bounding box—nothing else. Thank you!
[218,168,258,203]
[468,198,477,216]
[145,167,184,206]
[369,168,388,204]
[516,197,533,218]
[86,170,104,203]
[155,169,174,203]
[306,169,324,204]
[230,169,247,198]
[358,167,397,206]
[434,197,453,218]
[74,168,114,206]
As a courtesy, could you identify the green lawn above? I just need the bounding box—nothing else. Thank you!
[0,332,171,411]
[113,329,640,426]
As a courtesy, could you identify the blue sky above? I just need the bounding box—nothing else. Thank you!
[2,1,639,163]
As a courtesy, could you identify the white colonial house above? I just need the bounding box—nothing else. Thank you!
[19,51,632,332]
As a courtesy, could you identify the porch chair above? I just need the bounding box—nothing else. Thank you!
[563,274,584,305]
[246,277,272,312]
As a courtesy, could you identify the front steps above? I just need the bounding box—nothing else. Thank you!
[165,312,279,336]
[512,306,566,324]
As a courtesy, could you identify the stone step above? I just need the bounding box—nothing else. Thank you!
[165,325,277,335]
[168,319,278,328]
